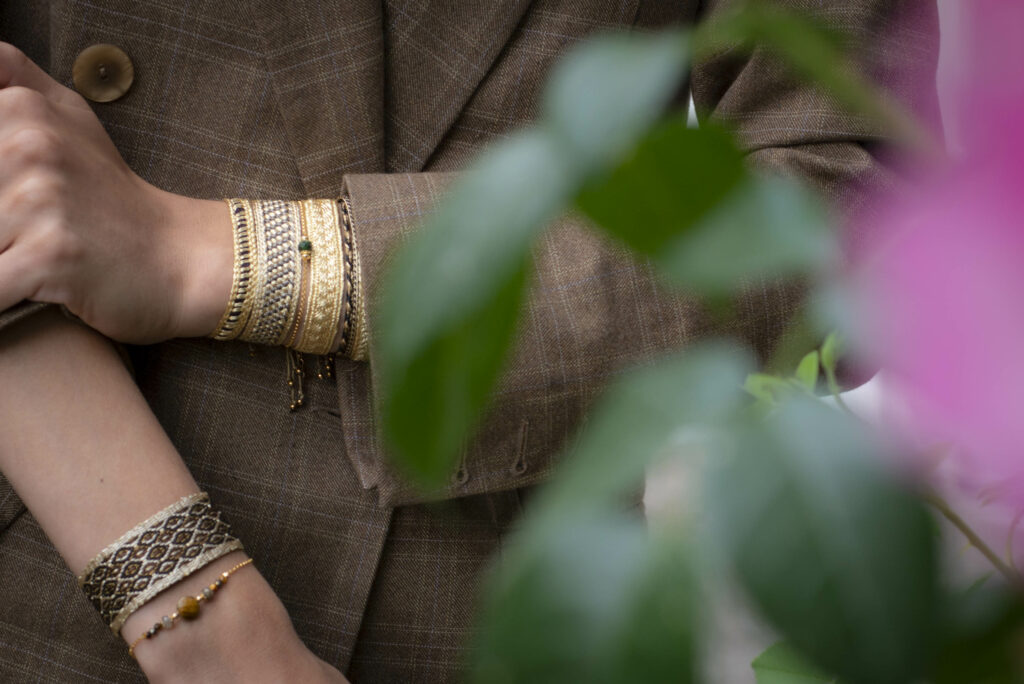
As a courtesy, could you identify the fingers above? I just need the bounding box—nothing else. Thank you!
[0,244,45,313]
[0,42,87,110]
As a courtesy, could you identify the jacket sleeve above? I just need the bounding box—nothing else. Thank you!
[332,0,941,507]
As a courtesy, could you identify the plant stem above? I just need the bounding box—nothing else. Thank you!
[823,366,853,415]
[924,490,1020,586]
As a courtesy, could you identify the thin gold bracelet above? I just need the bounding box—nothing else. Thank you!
[127,557,255,659]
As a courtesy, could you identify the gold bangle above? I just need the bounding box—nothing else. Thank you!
[275,202,306,347]
[128,557,255,659]
[211,199,255,341]
[285,206,313,349]
[293,199,345,355]
[231,199,259,338]
[238,200,269,342]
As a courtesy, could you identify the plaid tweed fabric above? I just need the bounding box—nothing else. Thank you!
[0,0,938,681]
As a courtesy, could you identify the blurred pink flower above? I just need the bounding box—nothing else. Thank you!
[854,0,1024,502]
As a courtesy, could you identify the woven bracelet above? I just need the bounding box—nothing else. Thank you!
[78,492,244,634]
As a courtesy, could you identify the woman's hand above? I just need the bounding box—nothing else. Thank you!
[0,42,232,343]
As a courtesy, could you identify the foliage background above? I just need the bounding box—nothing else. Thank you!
[666,7,978,680]
[374,3,1021,683]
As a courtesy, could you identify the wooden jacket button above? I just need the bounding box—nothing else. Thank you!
[72,44,134,103]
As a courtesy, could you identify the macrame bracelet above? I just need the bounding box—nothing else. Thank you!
[127,557,255,659]
[341,196,369,362]
[78,492,244,634]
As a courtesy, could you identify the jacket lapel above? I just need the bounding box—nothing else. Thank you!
[258,0,386,195]
[381,0,535,171]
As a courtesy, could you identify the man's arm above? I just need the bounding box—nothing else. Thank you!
[0,310,346,682]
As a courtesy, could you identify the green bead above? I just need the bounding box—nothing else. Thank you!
[298,239,313,252]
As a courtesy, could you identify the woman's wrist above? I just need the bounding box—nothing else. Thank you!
[127,551,331,683]
[151,189,234,339]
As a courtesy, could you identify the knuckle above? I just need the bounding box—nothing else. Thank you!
[0,42,28,84]
[0,85,48,118]
[5,172,63,213]
[3,127,60,167]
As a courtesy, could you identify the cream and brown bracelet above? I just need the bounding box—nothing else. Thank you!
[78,492,244,634]
[127,556,255,658]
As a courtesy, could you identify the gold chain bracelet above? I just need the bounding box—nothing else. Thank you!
[128,557,255,659]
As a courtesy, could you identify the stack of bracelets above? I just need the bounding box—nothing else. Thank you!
[76,492,251,658]
[210,198,368,361]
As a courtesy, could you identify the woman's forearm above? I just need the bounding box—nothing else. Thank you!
[0,309,197,570]
[0,310,346,682]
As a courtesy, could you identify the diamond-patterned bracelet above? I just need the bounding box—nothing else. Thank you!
[77,492,243,634]
[127,557,255,658]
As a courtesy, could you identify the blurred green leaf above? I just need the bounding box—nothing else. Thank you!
[379,30,696,486]
[932,581,1024,684]
[820,332,846,399]
[538,342,753,519]
[382,264,529,484]
[657,175,834,296]
[820,333,842,378]
[752,642,836,684]
[376,129,575,484]
[707,399,939,684]
[576,119,745,256]
[766,305,830,378]
[470,513,697,684]
[470,342,750,682]
[545,30,689,171]
[795,351,820,391]
[744,372,796,408]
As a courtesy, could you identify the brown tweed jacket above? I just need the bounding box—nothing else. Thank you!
[0,0,938,681]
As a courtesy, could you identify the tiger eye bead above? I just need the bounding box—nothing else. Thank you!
[177,595,201,620]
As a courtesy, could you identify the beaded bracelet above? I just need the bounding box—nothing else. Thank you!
[127,557,255,658]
